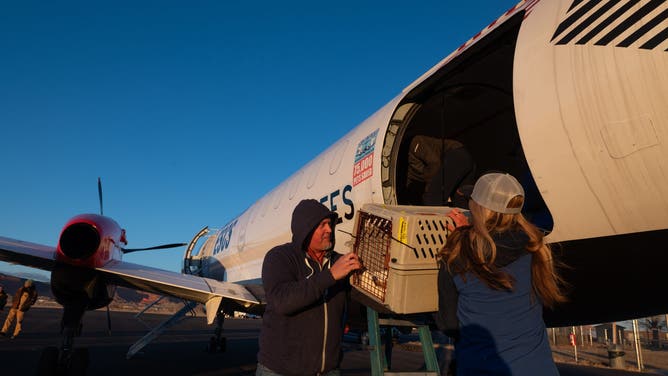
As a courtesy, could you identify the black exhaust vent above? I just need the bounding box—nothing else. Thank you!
[59,223,100,259]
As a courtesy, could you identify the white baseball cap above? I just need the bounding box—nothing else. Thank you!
[470,173,524,214]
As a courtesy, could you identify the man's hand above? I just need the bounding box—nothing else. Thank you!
[330,252,362,280]
[446,208,469,233]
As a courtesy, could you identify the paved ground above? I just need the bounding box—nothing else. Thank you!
[552,343,668,375]
[0,307,664,375]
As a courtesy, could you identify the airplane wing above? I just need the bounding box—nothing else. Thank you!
[97,260,260,312]
[0,235,260,324]
[0,236,57,271]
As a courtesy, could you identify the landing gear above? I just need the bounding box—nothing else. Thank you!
[37,347,59,375]
[207,311,227,353]
[37,346,89,376]
[67,348,90,375]
[37,304,90,376]
[208,335,227,353]
[43,263,115,375]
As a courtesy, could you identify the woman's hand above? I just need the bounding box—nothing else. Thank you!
[446,208,469,233]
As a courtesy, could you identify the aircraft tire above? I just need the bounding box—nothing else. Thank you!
[208,336,217,353]
[36,346,59,376]
[66,348,89,376]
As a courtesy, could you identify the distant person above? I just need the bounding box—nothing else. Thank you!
[406,135,475,207]
[257,199,362,376]
[1,279,38,339]
[437,173,567,375]
[0,285,7,311]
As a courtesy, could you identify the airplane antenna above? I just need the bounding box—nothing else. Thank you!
[98,177,104,216]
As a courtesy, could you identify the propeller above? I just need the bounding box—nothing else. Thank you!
[98,177,104,216]
[96,177,185,332]
[99,177,112,334]
[106,304,112,335]
[121,243,187,254]
[97,177,187,253]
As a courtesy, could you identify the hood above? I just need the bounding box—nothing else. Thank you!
[291,199,338,252]
[493,229,529,250]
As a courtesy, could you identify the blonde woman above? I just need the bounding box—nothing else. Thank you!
[437,173,566,375]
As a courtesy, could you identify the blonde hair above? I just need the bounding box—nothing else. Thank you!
[439,196,567,308]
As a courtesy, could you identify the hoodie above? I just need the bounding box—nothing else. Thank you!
[437,229,558,376]
[11,285,38,312]
[257,199,349,375]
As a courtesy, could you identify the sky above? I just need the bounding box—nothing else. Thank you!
[0,0,520,281]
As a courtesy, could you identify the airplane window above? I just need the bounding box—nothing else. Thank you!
[306,161,321,189]
[329,140,349,175]
[248,204,258,224]
[236,212,249,250]
[273,186,283,209]
[261,196,271,218]
[288,171,303,200]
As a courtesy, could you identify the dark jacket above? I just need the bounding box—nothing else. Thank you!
[11,286,38,312]
[258,199,349,376]
[437,229,558,376]
[406,136,475,206]
[0,290,7,311]
[407,136,464,183]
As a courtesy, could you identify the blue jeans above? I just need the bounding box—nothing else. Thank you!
[256,363,341,376]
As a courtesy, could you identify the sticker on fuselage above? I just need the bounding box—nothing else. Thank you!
[353,129,379,187]
[213,219,238,255]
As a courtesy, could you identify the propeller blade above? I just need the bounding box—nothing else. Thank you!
[98,177,104,216]
[122,243,187,254]
[106,305,112,335]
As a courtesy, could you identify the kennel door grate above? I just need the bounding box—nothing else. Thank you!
[352,211,392,303]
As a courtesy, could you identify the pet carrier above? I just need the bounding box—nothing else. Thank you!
[351,204,465,314]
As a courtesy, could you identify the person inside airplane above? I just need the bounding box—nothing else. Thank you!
[436,172,566,376]
[257,199,362,376]
[405,135,475,207]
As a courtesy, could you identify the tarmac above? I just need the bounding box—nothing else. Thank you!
[0,307,660,375]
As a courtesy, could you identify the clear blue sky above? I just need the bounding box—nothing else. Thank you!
[0,0,519,281]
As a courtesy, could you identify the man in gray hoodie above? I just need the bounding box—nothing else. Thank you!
[257,199,362,376]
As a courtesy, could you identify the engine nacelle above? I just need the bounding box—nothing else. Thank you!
[56,214,126,268]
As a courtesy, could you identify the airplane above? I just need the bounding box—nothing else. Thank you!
[1,0,667,373]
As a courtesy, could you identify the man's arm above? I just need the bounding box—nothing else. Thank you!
[264,250,361,316]
[263,249,337,316]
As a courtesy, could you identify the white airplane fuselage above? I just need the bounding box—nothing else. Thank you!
[189,0,668,326]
